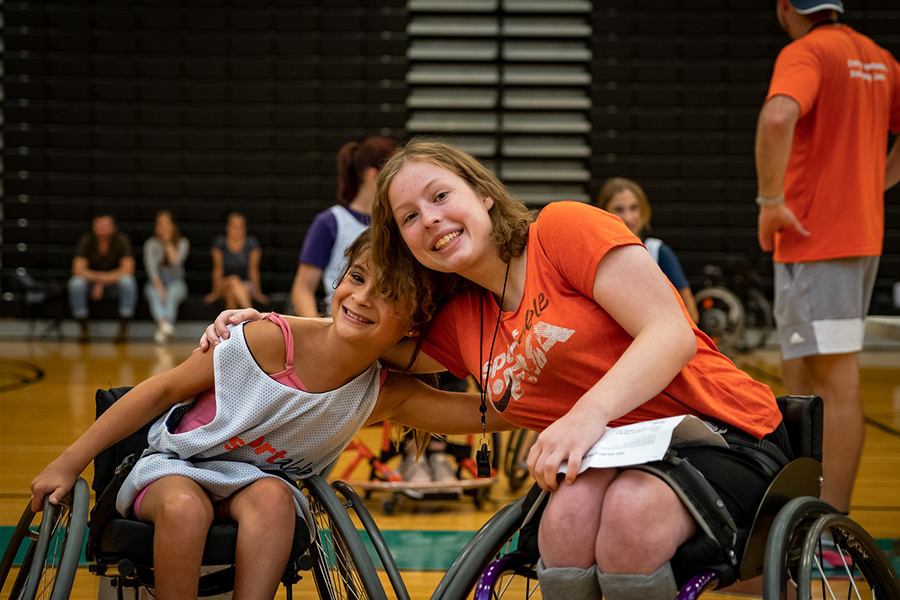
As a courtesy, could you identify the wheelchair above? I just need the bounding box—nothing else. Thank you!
[430,396,900,600]
[0,386,396,600]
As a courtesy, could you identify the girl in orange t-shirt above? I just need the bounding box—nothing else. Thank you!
[370,142,786,600]
[207,142,789,600]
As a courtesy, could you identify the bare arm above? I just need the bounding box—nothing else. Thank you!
[378,337,449,374]
[368,371,516,434]
[678,287,700,324]
[291,264,323,317]
[197,313,448,377]
[755,94,809,251]
[206,248,224,302]
[72,256,134,285]
[886,134,900,191]
[527,245,697,491]
[30,346,216,512]
[248,247,267,303]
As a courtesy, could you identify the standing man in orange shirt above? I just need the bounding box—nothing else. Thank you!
[755,0,900,513]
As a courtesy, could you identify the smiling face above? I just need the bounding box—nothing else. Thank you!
[605,189,644,236]
[330,251,410,347]
[387,160,495,277]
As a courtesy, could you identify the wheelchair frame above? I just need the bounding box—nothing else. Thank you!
[0,473,393,600]
[5,393,899,600]
[432,396,900,600]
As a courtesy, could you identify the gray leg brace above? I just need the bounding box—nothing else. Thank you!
[536,559,602,600]
[595,562,678,600]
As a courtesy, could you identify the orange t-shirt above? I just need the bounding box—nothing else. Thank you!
[766,24,900,263]
[421,202,781,439]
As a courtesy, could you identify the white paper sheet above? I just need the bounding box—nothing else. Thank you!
[558,415,728,474]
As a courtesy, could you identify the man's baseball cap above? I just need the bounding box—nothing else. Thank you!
[790,0,844,14]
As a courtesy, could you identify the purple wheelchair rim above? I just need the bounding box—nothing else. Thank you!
[474,555,524,600]
[676,571,720,600]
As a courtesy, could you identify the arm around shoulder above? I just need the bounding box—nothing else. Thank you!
[369,371,516,434]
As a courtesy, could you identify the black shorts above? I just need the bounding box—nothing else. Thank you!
[639,421,793,530]
[514,422,793,558]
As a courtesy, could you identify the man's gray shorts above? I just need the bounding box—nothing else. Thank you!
[773,256,879,360]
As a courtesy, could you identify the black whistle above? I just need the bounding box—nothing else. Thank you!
[476,443,491,478]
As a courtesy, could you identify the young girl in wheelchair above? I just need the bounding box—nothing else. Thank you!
[30,229,512,600]
[204,141,795,600]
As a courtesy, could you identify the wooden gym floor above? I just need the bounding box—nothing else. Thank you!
[1,322,898,599]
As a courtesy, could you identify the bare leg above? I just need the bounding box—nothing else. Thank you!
[221,275,253,309]
[139,475,214,600]
[218,477,296,600]
[782,352,862,512]
[539,468,617,569]
[595,470,696,575]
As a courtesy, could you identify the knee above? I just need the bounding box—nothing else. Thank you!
[538,478,606,569]
[118,275,137,293]
[154,491,214,535]
[68,277,87,294]
[238,479,296,527]
[595,476,693,573]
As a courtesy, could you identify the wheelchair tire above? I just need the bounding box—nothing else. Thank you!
[695,286,745,353]
[332,481,411,600]
[474,552,541,600]
[796,513,900,600]
[735,288,774,352]
[0,477,90,600]
[432,495,529,600]
[505,429,536,493]
[303,475,388,600]
[763,496,839,600]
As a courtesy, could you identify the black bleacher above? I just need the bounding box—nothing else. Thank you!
[1,0,409,322]
[2,0,899,324]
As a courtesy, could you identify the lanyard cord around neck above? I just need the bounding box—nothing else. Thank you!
[477,262,510,473]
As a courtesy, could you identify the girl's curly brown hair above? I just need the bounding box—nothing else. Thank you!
[370,141,535,331]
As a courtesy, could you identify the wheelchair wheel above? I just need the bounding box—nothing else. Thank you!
[473,552,540,600]
[695,286,745,353]
[735,288,774,352]
[504,429,536,493]
[0,478,90,600]
[303,475,388,600]
[759,495,898,600]
[432,494,532,600]
[794,513,900,600]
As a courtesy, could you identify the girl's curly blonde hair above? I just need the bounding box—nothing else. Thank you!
[370,141,535,332]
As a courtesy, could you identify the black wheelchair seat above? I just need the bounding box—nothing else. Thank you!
[93,516,312,570]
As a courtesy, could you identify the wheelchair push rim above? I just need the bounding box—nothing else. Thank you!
[1,477,90,600]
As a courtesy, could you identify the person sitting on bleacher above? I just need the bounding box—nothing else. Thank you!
[143,210,190,345]
[205,212,268,310]
[68,213,138,343]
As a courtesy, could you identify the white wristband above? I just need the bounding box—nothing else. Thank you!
[755,194,784,206]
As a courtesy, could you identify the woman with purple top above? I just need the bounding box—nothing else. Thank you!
[290,137,399,317]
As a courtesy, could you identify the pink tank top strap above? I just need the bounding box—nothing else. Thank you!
[262,312,306,391]
[263,312,294,371]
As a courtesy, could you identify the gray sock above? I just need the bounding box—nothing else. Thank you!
[536,558,602,600]
[595,562,678,600]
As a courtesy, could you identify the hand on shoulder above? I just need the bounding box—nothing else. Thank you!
[197,308,265,352]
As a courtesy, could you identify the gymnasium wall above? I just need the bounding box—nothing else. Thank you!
[1,0,898,321]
